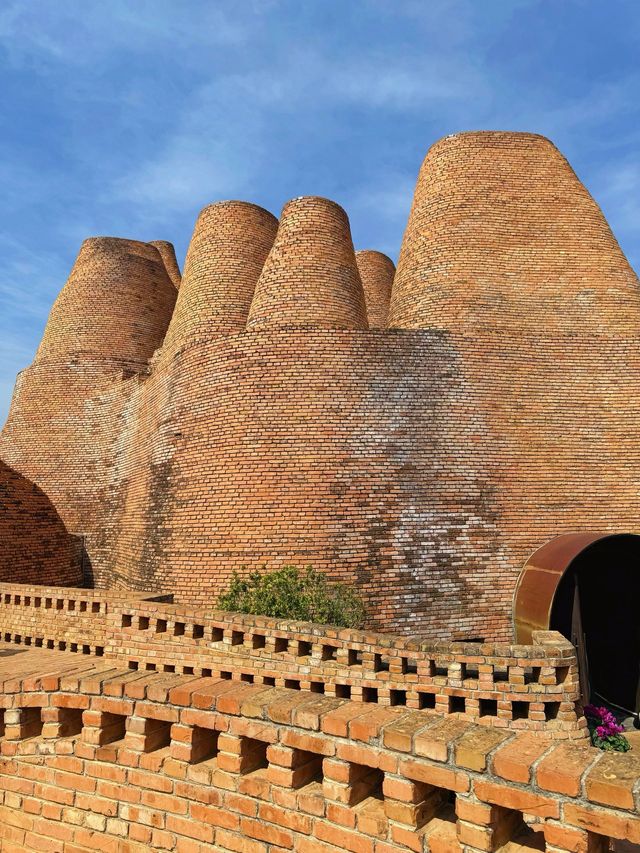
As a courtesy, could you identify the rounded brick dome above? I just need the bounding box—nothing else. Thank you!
[163,201,278,352]
[355,250,395,329]
[0,460,80,585]
[247,196,368,330]
[36,237,177,365]
[149,240,182,289]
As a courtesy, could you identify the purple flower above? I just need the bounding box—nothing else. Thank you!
[585,704,625,738]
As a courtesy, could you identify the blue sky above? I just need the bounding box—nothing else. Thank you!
[1,0,639,425]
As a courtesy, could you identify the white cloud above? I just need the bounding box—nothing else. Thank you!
[0,331,39,429]
[326,59,481,109]
[347,174,417,258]
[107,34,489,221]
[0,0,247,66]
[107,79,265,220]
[0,242,64,319]
[590,160,640,270]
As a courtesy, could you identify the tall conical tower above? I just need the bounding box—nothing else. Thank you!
[163,201,277,353]
[36,237,176,364]
[386,130,640,640]
[355,250,395,329]
[389,131,640,332]
[247,197,368,330]
[149,240,182,289]
[1,237,177,554]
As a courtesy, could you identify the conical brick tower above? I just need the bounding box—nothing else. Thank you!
[389,131,640,332]
[355,250,395,329]
[387,130,640,640]
[247,196,368,330]
[149,240,182,289]
[36,237,177,365]
[2,237,176,544]
[163,201,278,353]
[5,130,640,642]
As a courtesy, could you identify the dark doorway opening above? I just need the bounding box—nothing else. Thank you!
[550,535,640,714]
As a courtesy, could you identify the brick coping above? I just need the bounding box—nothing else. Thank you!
[0,647,638,821]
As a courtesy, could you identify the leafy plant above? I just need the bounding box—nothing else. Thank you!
[217,565,365,628]
[584,704,631,752]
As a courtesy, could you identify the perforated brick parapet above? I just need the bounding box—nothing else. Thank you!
[0,648,636,852]
[0,583,584,738]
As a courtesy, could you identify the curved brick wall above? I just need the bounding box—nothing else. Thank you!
[247,196,368,330]
[0,588,583,735]
[356,249,395,328]
[164,202,278,351]
[36,237,176,364]
[0,236,176,548]
[0,360,132,551]
[0,461,79,585]
[100,329,500,633]
[1,651,639,853]
[148,240,182,289]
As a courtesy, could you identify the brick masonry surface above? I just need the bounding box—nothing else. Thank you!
[0,646,637,853]
[1,131,640,640]
[356,250,396,329]
[247,196,368,330]
[0,463,80,586]
[0,584,584,738]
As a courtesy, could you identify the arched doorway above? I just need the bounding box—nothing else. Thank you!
[514,533,640,714]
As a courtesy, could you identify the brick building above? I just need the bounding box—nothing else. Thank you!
[1,127,640,853]
[1,131,639,649]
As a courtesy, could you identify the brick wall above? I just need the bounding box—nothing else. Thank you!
[0,651,636,852]
[36,237,176,364]
[0,583,169,656]
[100,329,503,633]
[149,240,182,290]
[0,236,176,567]
[247,196,368,330]
[388,131,640,639]
[163,201,277,349]
[0,360,134,554]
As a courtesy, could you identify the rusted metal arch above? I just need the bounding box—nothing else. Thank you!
[513,532,639,643]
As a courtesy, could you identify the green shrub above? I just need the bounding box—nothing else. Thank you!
[217,566,365,628]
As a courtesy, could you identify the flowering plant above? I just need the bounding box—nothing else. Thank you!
[584,704,630,752]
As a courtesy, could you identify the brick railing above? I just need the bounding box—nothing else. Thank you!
[0,582,169,657]
[0,652,635,853]
[0,583,584,737]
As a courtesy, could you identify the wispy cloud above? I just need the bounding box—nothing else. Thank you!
[107,80,264,221]
[0,228,67,310]
[108,39,489,223]
[0,0,247,66]
[591,160,640,271]
[347,174,417,259]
